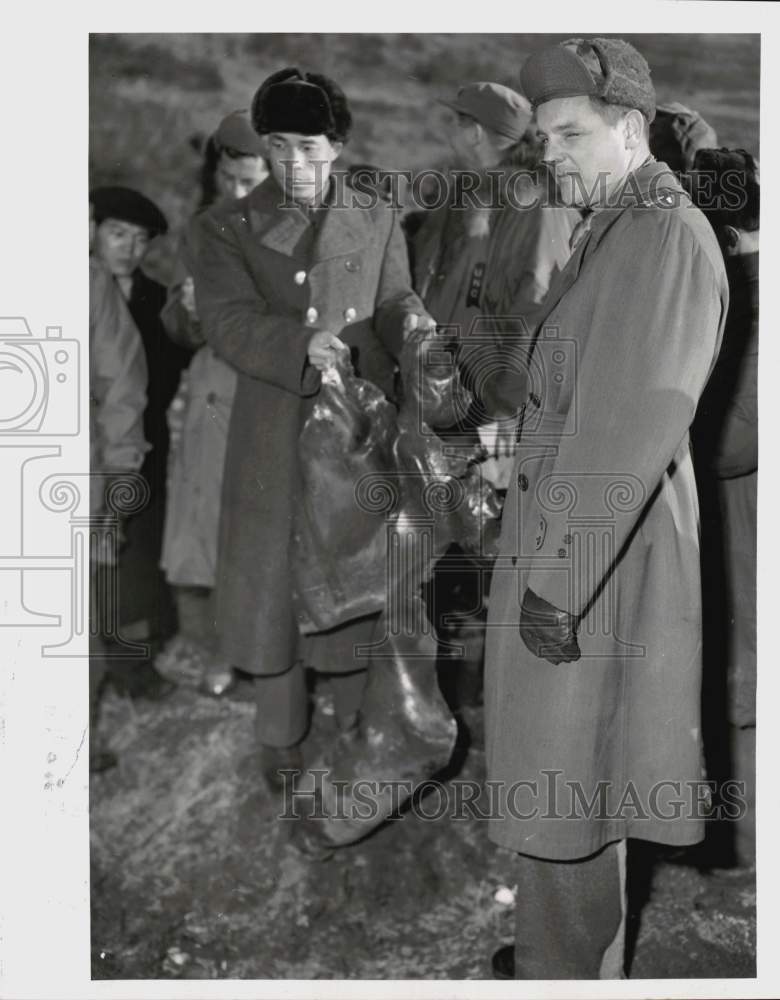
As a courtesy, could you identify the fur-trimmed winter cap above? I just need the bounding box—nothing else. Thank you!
[687,147,760,232]
[251,68,353,143]
[520,37,656,123]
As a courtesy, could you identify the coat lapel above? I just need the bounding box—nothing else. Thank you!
[245,178,311,259]
[310,182,372,263]
[530,224,595,331]
[532,160,687,333]
[243,174,371,261]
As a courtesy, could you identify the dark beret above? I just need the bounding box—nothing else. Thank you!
[213,110,266,157]
[520,37,656,123]
[251,67,352,143]
[650,103,718,173]
[90,186,168,237]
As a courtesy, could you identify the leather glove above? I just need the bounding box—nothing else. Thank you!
[519,587,581,664]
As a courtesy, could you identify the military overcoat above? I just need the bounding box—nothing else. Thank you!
[484,161,729,859]
[193,175,425,674]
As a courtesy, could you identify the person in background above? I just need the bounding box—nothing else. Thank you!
[91,186,193,646]
[192,67,433,796]
[689,147,759,869]
[412,81,577,717]
[157,111,269,696]
[415,82,575,348]
[89,253,149,770]
[649,102,718,174]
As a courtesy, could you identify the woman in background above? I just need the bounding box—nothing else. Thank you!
[158,111,269,695]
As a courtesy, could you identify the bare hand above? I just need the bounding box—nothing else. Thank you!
[477,416,520,459]
[180,277,198,319]
[403,312,437,337]
[308,330,347,371]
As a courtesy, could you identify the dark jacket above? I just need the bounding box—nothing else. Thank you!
[127,268,193,491]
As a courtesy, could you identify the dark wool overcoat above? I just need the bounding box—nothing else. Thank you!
[193,175,425,674]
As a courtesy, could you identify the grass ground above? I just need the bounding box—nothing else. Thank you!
[90,667,756,982]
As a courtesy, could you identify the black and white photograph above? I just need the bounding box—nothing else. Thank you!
[1,6,779,999]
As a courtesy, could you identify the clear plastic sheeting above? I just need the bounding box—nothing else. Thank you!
[292,328,501,634]
[290,328,504,847]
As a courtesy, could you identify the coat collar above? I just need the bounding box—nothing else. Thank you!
[533,159,688,327]
[244,173,372,261]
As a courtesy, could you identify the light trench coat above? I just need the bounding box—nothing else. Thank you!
[484,161,729,859]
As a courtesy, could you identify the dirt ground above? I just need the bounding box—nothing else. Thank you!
[90,663,756,983]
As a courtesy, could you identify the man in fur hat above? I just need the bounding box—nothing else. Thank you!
[483,38,729,978]
[192,69,433,793]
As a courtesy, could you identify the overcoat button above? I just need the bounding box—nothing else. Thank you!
[294,270,307,285]
[511,556,518,567]
[344,307,357,322]
[517,473,529,491]
[345,258,361,272]
[557,548,567,558]
[206,392,217,405]
[563,533,573,544]
[306,307,319,324]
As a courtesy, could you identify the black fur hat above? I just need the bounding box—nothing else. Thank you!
[251,68,352,143]
[688,147,760,232]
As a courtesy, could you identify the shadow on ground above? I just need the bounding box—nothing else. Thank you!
[91,672,756,981]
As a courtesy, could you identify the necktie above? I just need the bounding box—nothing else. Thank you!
[569,208,594,251]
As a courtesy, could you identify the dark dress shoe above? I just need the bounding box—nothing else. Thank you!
[259,744,304,793]
[491,944,514,979]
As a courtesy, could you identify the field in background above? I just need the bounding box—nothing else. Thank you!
[90,32,760,235]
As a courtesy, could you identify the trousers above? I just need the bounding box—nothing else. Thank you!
[252,662,368,748]
[514,840,627,979]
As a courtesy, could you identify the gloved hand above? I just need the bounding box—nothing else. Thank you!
[519,587,581,664]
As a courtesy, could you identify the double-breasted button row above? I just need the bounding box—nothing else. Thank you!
[305,306,358,324]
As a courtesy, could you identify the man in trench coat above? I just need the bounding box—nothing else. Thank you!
[483,39,729,979]
[193,69,431,785]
